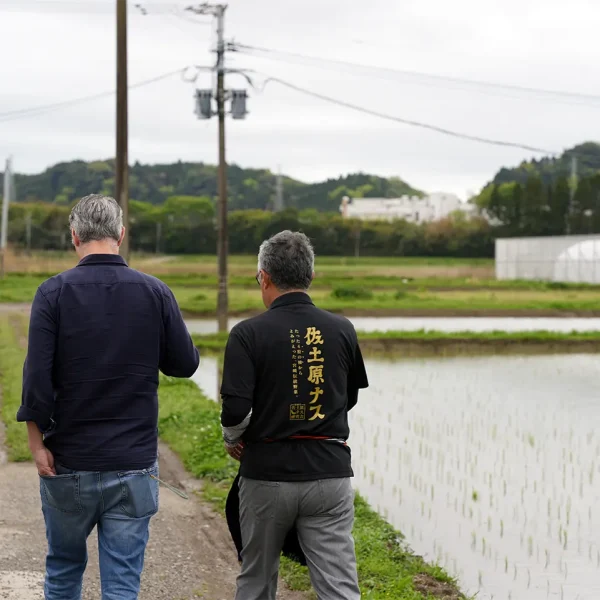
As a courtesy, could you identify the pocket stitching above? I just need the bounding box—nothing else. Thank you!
[40,474,83,514]
[117,472,159,518]
[243,480,279,520]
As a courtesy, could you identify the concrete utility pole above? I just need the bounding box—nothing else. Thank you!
[274,165,284,212]
[1,156,12,278]
[188,3,230,333]
[215,4,228,334]
[116,0,130,262]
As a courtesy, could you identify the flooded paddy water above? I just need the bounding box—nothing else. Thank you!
[185,316,600,335]
[187,318,600,599]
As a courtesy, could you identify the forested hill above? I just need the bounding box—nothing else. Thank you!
[491,142,600,187]
[4,159,422,211]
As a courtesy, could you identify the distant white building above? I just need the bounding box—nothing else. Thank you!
[339,193,475,223]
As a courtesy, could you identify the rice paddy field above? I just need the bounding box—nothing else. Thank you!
[192,352,600,600]
[3,250,600,316]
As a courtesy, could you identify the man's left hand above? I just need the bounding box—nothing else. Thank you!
[33,446,56,477]
[225,442,244,462]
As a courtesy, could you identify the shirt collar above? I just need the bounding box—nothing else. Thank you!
[269,292,314,310]
[76,254,128,267]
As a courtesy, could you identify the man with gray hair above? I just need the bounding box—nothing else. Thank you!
[220,230,369,600]
[17,194,199,599]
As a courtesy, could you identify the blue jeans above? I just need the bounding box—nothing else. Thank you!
[39,460,159,600]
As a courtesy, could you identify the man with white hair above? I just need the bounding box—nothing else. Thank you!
[220,230,369,600]
[16,194,199,600]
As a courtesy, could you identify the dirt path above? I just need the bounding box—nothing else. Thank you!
[0,440,307,600]
[0,304,30,315]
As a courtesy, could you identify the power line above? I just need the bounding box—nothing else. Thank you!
[0,0,191,13]
[232,43,600,108]
[254,75,557,156]
[0,68,184,123]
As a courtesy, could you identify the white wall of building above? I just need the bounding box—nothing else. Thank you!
[340,193,472,223]
[495,235,600,283]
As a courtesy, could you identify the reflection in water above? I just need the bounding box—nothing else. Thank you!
[190,353,600,600]
[185,316,600,335]
[351,355,600,600]
[190,355,220,402]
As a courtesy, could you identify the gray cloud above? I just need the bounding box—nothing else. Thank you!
[1,0,599,199]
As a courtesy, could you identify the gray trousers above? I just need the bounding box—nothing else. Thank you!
[235,476,360,600]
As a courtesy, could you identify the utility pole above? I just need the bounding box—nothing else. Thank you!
[215,4,228,333]
[155,221,162,254]
[188,3,231,333]
[274,164,284,212]
[1,156,12,279]
[116,0,130,262]
[25,212,32,255]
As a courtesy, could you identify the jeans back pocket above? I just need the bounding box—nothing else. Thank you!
[40,474,83,514]
[118,466,160,518]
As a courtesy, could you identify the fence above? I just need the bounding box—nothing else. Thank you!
[495,235,600,283]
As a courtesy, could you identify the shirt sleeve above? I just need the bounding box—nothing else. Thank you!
[347,337,369,412]
[17,288,57,433]
[220,329,255,445]
[159,287,200,378]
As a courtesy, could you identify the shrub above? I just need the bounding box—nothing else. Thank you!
[331,286,374,300]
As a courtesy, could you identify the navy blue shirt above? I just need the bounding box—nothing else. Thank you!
[17,254,199,471]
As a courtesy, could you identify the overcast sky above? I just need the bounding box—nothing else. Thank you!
[1,0,599,199]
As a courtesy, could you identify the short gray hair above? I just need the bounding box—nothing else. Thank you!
[258,230,314,291]
[69,194,123,244]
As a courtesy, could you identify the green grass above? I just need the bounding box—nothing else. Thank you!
[158,372,464,599]
[0,317,30,461]
[175,287,600,316]
[4,267,600,317]
[5,271,600,292]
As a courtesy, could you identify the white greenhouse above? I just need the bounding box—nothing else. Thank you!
[495,235,600,283]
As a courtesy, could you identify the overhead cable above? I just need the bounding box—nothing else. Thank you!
[0,69,184,123]
[231,42,600,108]
[254,75,557,156]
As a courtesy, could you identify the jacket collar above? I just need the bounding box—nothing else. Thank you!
[76,254,128,268]
[269,292,314,310]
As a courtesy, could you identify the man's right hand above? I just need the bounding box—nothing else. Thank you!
[225,442,245,462]
[33,446,56,477]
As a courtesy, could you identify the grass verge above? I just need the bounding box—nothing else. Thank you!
[158,374,466,599]
[0,317,30,461]
[192,329,600,355]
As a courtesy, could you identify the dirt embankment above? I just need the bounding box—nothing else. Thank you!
[359,337,600,357]
[5,301,600,319]
[183,307,600,319]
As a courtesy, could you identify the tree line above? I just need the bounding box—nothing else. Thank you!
[477,171,600,238]
[6,196,494,258]
[3,159,421,212]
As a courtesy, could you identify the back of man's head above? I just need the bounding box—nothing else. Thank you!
[258,230,314,291]
[69,194,123,245]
